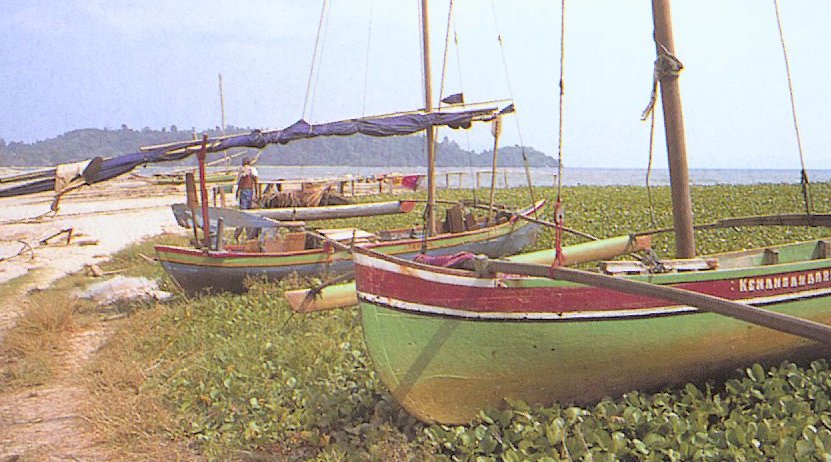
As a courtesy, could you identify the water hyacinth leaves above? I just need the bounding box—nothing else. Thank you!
[120,183,831,458]
[424,360,831,460]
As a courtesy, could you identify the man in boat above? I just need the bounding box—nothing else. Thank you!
[233,157,259,210]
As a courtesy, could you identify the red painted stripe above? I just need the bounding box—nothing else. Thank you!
[354,259,831,314]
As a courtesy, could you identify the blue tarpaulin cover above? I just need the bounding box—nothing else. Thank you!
[0,105,506,198]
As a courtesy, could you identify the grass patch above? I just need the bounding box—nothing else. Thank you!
[0,288,78,390]
[80,183,831,460]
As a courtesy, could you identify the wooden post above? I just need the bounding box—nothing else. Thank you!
[216,217,225,251]
[421,0,437,236]
[196,135,211,248]
[185,172,201,248]
[219,73,226,134]
[487,117,502,221]
[652,0,695,258]
[219,187,227,208]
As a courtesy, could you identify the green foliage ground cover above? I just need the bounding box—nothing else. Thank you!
[107,182,831,460]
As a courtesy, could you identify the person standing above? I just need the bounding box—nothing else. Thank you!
[234,158,259,209]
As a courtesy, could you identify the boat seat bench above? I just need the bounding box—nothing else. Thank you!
[600,258,719,275]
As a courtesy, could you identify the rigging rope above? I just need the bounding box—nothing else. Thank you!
[437,0,455,106]
[644,107,659,228]
[302,0,329,120]
[361,0,375,117]
[551,0,567,266]
[773,0,813,216]
[446,5,479,201]
[489,0,537,216]
[640,38,684,228]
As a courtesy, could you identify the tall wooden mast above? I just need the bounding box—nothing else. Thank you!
[218,73,226,135]
[652,0,696,258]
[420,0,438,236]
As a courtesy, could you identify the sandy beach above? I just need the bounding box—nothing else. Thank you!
[0,176,195,459]
[0,176,188,288]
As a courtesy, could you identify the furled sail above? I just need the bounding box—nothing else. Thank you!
[0,104,508,198]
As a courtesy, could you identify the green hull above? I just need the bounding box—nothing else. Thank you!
[361,293,831,424]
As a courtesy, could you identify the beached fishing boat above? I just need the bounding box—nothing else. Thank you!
[169,200,416,227]
[156,199,544,294]
[353,235,831,423]
[154,0,548,294]
[352,0,831,424]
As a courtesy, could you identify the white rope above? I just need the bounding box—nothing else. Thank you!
[302,0,329,120]
[360,0,375,117]
[773,0,813,214]
[488,0,537,212]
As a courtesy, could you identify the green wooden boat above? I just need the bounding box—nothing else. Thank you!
[354,238,831,423]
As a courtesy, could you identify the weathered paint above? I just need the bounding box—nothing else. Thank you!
[354,239,831,424]
[284,233,652,312]
[157,200,545,293]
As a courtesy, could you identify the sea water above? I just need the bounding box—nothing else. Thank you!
[245,166,831,188]
[140,165,831,188]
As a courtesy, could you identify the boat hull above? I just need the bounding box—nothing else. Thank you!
[353,241,831,423]
[156,201,544,293]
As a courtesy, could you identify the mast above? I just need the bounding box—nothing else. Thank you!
[651,0,695,258]
[219,73,226,135]
[420,0,438,236]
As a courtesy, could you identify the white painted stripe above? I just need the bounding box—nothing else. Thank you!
[356,253,831,302]
[358,292,696,320]
[358,286,831,321]
[354,252,503,288]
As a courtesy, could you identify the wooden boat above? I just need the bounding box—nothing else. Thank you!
[170,200,416,226]
[353,237,831,423]
[351,0,831,424]
[156,199,545,294]
[152,171,236,185]
[285,233,653,312]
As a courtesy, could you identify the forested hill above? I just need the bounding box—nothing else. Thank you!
[0,126,558,168]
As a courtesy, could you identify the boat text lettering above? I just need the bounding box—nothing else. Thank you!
[738,270,831,293]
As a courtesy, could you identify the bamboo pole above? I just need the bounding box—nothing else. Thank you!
[184,173,201,248]
[459,257,831,345]
[196,135,211,248]
[421,0,437,236]
[652,0,695,258]
[487,118,502,221]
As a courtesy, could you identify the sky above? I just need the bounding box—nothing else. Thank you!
[1,1,830,170]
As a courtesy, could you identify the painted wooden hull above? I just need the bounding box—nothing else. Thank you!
[171,201,414,228]
[154,172,236,185]
[353,239,831,424]
[284,234,653,312]
[155,201,545,294]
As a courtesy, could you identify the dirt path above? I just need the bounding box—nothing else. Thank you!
[0,177,188,460]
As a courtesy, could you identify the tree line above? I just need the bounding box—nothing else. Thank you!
[0,126,558,168]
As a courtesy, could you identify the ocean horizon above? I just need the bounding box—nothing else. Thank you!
[161,165,831,188]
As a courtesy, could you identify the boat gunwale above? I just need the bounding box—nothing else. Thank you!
[154,199,545,264]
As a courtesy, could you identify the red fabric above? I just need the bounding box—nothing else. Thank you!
[414,251,476,268]
[401,174,422,191]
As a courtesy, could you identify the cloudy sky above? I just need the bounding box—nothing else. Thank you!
[1,1,830,169]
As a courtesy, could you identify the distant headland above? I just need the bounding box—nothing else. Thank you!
[0,126,558,168]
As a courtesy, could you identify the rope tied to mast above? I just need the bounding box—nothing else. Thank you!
[640,40,684,228]
[641,42,684,121]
